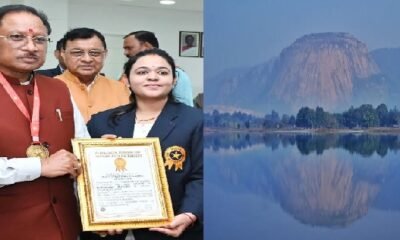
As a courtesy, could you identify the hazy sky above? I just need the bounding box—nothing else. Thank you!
[205,0,400,79]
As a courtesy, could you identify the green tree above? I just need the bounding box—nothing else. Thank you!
[289,115,296,127]
[324,113,339,128]
[343,106,359,128]
[245,120,250,129]
[212,110,220,127]
[376,103,388,126]
[281,114,290,127]
[358,104,379,127]
[315,106,325,128]
[388,107,400,126]
[296,107,315,128]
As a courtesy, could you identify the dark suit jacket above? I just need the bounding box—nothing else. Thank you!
[85,101,203,240]
[36,65,63,77]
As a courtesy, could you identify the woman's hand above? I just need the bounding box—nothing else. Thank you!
[149,213,196,237]
[101,134,118,139]
[94,229,123,237]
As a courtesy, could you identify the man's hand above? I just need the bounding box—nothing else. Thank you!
[40,149,81,178]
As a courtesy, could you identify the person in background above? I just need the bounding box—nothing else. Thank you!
[36,37,65,77]
[193,92,203,109]
[180,34,199,57]
[85,48,203,240]
[122,30,194,106]
[181,34,195,51]
[56,27,130,123]
[0,4,88,240]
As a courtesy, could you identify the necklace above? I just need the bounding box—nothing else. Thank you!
[135,116,156,122]
[134,115,156,138]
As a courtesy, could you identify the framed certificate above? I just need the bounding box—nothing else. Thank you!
[71,138,174,231]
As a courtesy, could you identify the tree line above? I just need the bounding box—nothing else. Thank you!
[205,103,400,129]
[205,132,400,157]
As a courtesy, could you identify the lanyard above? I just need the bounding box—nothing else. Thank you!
[0,72,41,143]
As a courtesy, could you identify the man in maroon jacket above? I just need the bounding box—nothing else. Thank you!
[0,4,85,240]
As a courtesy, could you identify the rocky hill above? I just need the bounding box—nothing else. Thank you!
[208,32,392,114]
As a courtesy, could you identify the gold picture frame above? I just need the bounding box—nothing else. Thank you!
[72,138,174,231]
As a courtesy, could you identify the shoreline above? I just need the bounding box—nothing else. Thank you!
[205,127,400,134]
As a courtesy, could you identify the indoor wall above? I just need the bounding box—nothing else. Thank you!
[4,0,203,96]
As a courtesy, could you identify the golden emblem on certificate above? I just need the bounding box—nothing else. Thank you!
[114,157,127,171]
[72,138,174,231]
[26,143,49,159]
[164,146,186,171]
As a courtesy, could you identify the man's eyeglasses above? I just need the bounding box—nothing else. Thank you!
[67,49,106,58]
[0,33,50,47]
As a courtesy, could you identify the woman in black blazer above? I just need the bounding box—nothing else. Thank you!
[83,49,203,240]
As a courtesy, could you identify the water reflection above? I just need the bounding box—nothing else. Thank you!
[271,153,380,227]
[206,132,400,237]
[205,132,400,157]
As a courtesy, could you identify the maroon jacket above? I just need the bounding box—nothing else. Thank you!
[0,73,80,240]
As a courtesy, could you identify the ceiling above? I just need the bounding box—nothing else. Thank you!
[71,0,203,12]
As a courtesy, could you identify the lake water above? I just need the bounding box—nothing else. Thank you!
[205,132,400,240]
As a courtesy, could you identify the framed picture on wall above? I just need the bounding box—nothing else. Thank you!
[200,32,204,58]
[179,31,201,57]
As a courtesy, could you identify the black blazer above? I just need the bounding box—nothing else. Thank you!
[36,65,63,77]
[85,101,203,240]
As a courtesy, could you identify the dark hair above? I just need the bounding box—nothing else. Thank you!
[124,31,159,48]
[55,37,64,51]
[110,49,176,125]
[0,4,51,35]
[185,34,195,42]
[62,27,107,50]
[124,48,176,79]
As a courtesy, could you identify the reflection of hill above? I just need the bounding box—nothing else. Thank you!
[207,132,400,227]
[208,148,274,198]
[205,132,400,157]
[270,153,379,227]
